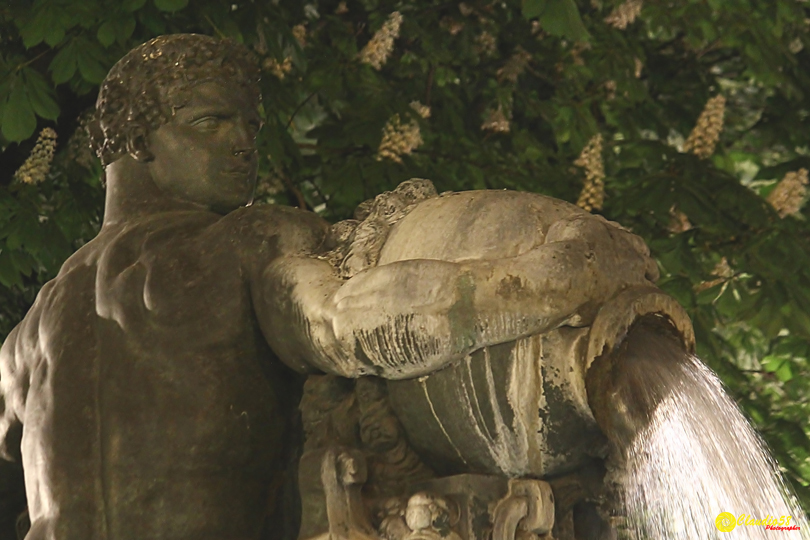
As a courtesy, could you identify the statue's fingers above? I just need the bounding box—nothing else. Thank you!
[623,230,651,258]
[645,256,660,282]
[614,229,658,281]
[546,214,604,243]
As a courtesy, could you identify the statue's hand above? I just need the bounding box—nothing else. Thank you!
[544,213,658,308]
[332,259,459,315]
[261,256,467,377]
[315,259,478,377]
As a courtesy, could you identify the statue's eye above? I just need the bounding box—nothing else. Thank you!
[191,116,222,129]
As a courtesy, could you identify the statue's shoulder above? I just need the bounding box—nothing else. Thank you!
[3,238,99,374]
[55,232,109,276]
[219,203,329,256]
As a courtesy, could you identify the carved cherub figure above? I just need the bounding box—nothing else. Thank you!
[0,34,656,540]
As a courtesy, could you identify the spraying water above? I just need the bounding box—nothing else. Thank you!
[588,319,810,540]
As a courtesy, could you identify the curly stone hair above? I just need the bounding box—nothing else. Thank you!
[91,34,261,167]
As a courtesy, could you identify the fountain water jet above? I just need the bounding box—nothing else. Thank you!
[588,320,810,540]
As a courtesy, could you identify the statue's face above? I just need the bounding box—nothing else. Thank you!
[146,80,261,214]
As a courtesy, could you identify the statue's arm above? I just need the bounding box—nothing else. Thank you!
[0,323,28,535]
[0,324,26,463]
[253,213,657,379]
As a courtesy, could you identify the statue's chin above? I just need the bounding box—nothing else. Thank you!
[210,199,251,215]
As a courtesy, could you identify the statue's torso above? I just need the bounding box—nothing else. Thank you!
[17,205,326,540]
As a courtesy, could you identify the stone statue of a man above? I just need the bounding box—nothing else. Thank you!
[0,34,656,540]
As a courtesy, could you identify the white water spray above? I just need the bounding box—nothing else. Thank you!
[591,322,810,540]
[622,354,808,539]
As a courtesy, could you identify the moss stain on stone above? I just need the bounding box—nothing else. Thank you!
[448,272,477,352]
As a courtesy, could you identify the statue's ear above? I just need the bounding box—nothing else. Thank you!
[125,124,154,162]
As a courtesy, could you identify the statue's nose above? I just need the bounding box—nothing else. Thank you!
[231,120,258,159]
[232,146,257,158]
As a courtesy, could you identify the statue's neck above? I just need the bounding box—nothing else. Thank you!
[101,156,206,228]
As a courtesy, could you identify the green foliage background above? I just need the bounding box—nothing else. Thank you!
[2,0,810,519]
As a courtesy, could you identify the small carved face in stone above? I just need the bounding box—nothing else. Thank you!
[360,413,400,452]
[405,492,456,532]
[146,80,261,213]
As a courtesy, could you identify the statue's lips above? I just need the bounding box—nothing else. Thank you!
[222,167,255,185]
[223,166,253,176]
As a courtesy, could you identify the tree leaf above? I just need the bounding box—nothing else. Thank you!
[20,7,70,48]
[523,0,590,42]
[762,354,787,373]
[49,41,78,84]
[2,81,37,142]
[776,361,794,382]
[44,22,66,48]
[522,0,545,19]
[0,77,11,124]
[153,0,188,12]
[76,42,108,84]
[138,9,167,35]
[0,248,22,288]
[19,9,51,49]
[122,0,147,12]
[9,250,34,277]
[119,17,137,42]
[97,21,116,47]
[22,68,60,121]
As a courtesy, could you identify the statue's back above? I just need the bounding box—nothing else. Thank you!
[9,211,295,540]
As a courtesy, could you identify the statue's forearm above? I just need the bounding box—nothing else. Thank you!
[341,243,622,375]
[257,234,650,379]
[256,257,464,378]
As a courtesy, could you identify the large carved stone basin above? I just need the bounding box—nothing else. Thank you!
[387,326,598,477]
[376,191,695,478]
[386,287,693,478]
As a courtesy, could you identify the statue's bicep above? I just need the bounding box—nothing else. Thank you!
[0,326,26,461]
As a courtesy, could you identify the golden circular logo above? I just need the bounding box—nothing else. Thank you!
[716,512,736,532]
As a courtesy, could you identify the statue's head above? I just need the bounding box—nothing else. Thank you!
[92,34,262,213]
